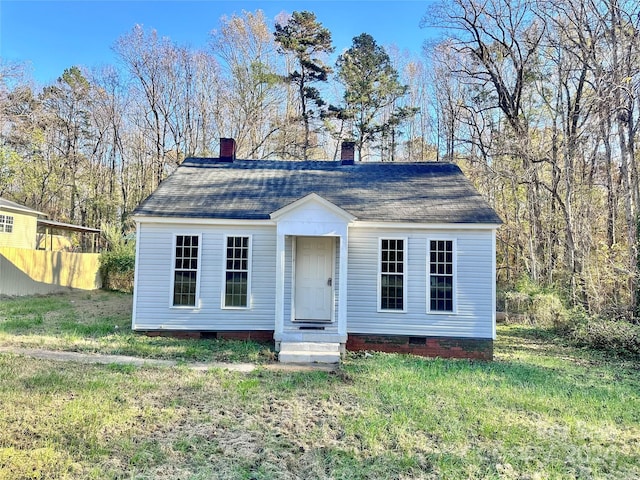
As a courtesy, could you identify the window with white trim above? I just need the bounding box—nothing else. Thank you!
[173,235,199,307]
[224,236,250,308]
[380,238,405,311]
[429,240,454,312]
[0,215,14,233]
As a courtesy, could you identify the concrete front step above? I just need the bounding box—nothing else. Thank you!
[278,352,341,364]
[279,342,340,353]
[278,342,341,364]
[280,331,343,343]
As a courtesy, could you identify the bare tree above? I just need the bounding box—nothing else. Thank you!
[210,10,285,159]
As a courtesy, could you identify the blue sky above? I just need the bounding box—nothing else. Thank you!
[1,1,439,85]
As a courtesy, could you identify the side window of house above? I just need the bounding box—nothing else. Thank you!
[429,240,454,312]
[173,235,199,307]
[0,215,14,233]
[380,238,405,311]
[224,236,250,308]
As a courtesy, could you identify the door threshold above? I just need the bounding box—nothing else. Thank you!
[293,319,333,324]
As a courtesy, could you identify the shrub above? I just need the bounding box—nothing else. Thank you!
[504,290,533,323]
[569,316,640,359]
[531,293,569,330]
[100,250,135,292]
[501,278,640,359]
[503,279,569,328]
[100,223,135,293]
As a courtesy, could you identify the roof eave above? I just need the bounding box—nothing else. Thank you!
[132,214,501,230]
[132,215,277,226]
[0,203,47,217]
[352,221,503,230]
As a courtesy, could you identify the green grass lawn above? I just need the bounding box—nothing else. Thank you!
[0,291,271,363]
[0,291,638,479]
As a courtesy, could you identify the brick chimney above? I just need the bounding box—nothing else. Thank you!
[340,141,355,165]
[219,138,236,162]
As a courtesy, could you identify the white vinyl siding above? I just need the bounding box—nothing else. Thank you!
[133,223,276,331]
[133,220,495,340]
[222,235,251,309]
[347,226,494,339]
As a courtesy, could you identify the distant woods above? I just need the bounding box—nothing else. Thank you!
[1,2,640,319]
[427,0,640,318]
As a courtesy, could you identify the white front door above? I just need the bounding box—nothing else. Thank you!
[295,237,333,321]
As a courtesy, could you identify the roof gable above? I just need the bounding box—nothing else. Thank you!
[271,193,355,237]
[270,193,356,222]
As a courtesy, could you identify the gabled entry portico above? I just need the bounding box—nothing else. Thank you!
[271,194,355,362]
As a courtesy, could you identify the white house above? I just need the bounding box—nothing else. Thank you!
[132,139,502,363]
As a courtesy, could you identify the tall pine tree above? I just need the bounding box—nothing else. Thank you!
[274,11,333,160]
[336,33,415,161]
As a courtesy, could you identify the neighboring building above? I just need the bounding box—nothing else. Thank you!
[0,197,44,249]
[0,197,102,295]
[0,197,101,252]
[132,139,502,363]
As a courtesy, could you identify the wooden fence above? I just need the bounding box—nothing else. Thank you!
[0,247,102,295]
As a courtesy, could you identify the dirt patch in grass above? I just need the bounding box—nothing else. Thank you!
[118,370,383,480]
[66,290,133,322]
[0,290,131,336]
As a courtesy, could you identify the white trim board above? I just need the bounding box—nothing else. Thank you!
[133,216,276,226]
[135,216,499,231]
[354,221,501,231]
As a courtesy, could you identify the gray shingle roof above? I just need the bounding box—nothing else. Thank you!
[133,159,502,224]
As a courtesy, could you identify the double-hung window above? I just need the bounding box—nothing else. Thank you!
[172,234,200,307]
[429,239,454,312]
[379,238,406,311]
[224,236,251,308]
[0,215,13,233]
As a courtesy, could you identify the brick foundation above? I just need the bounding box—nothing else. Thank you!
[346,334,493,360]
[137,330,491,360]
[140,330,274,344]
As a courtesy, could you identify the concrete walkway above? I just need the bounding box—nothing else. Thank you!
[0,346,337,373]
